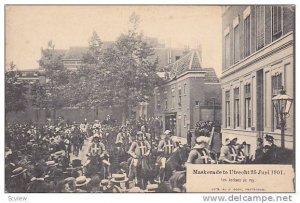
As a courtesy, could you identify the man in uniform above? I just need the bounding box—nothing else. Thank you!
[219,136,238,164]
[115,126,131,150]
[127,131,151,185]
[155,130,174,183]
[186,136,215,164]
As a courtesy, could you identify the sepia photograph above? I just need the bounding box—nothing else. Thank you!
[4,4,295,194]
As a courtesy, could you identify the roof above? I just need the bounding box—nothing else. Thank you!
[167,50,202,78]
[63,42,114,60]
[63,47,89,60]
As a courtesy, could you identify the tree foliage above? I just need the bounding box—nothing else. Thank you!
[5,62,28,114]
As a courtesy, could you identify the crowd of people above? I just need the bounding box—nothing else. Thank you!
[5,116,186,193]
[5,117,283,193]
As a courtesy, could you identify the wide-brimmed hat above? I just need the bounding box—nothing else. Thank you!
[136,131,143,137]
[265,134,274,142]
[194,136,209,149]
[100,179,110,189]
[164,130,171,135]
[110,174,128,183]
[11,167,27,178]
[75,176,91,187]
[145,184,158,193]
[46,160,58,167]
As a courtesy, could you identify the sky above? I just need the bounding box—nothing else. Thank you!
[6,5,222,76]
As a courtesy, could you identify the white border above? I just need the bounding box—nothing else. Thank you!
[1,1,299,203]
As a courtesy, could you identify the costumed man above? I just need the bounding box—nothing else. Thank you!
[262,134,280,164]
[115,126,131,151]
[155,130,174,183]
[141,125,151,141]
[236,140,247,164]
[186,136,215,164]
[127,131,151,188]
[84,134,110,178]
[219,136,238,164]
[92,120,101,134]
[80,118,89,138]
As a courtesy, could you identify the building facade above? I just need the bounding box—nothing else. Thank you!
[221,5,295,156]
[154,50,221,138]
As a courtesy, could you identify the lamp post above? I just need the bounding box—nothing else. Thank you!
[272,87,293,149]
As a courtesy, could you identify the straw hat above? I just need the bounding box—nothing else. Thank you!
[110,174,128,183]
[75,176,91,187]
[11,167,27,178]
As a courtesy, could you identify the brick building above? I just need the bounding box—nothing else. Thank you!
[221,6,295,156]
[153,50,221,138]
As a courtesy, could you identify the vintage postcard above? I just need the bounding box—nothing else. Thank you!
[4,5,295,193]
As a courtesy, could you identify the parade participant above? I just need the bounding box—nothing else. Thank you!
[71,126,81,156]
[127,131,151,188]
[262,134,280,164]
[186,136,215,164]
[219,136,237,164]
[115,126,131,150]
[155,130,174,183]
[186,129,193,148]
[141,125,151,141]
[84,134,110,178]
[92,120,101,134]
[236,140,247,164]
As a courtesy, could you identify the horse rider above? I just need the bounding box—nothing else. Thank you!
[127,131,151,184]
[155,130,174,183]
[84,134,110,178]
[219,136,238,164]
[186,136,215,164]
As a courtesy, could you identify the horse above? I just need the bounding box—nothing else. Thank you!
[164,145,190,181]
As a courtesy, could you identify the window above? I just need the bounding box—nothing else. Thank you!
[225,33,230,69]
[233,25,239,63]
[272,73,283,129]
[183,83,187,95]
[184,115,186,127]
[245,84,251,128]
[171,88,175,109]
[234,88,240,128]
[156,93,161,109]
[225,91,231,128]
[175,56,180,61]
[256,6,265,50]
[272,6,283,41]
[164,91,168,110]
[195,101,199,107]
[178,86,182,107]
[244,15,251,57]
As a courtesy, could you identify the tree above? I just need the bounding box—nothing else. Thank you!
[5,62,28,115]
[102,13,162,123]
[38,41,69,119]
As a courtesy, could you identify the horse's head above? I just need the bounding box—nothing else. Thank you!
[177,145,191,164]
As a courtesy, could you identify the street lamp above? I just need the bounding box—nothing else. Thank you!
[272,86,293,149]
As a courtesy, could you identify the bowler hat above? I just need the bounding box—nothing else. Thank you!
[71,159,83,168]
